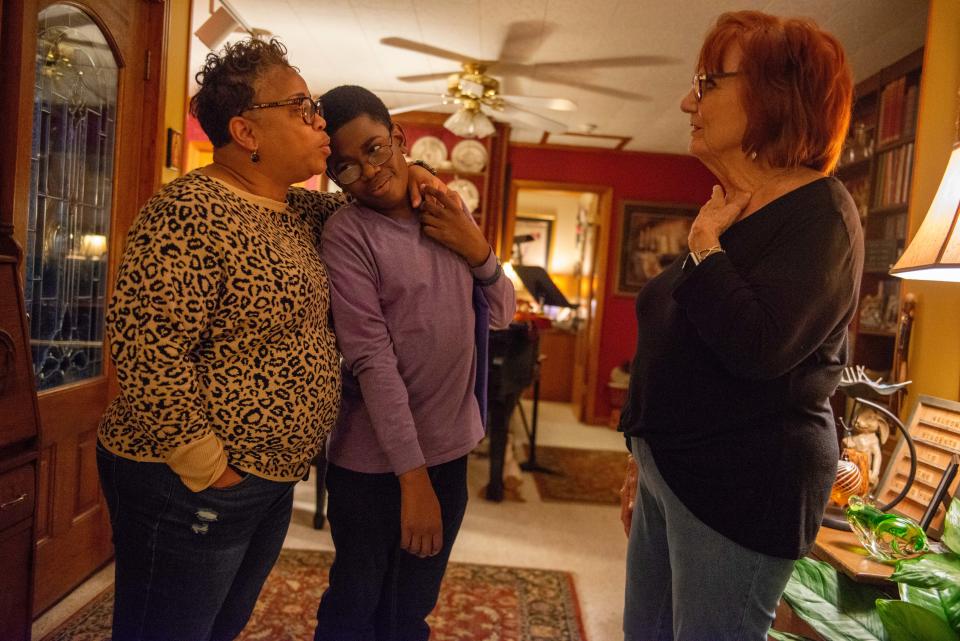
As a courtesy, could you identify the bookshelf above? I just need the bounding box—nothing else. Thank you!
[836,48,923,407]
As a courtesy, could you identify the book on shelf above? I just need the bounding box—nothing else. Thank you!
[864,237,900,273]
[903,84,919,138]
[877,77,910,147]
[872,142,915,208]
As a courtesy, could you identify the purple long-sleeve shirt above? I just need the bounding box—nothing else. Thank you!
[321,203,515,475]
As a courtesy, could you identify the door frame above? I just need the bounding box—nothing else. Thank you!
[502,179,613,425]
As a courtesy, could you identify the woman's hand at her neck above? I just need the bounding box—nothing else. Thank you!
[688,185,751,253]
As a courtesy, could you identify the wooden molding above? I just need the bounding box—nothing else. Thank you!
[541,131,632,150]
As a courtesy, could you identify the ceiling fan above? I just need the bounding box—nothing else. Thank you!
[379,23,676,139]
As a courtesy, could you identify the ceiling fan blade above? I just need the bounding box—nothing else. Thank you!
[519,70,650,101]
[496,103,567,133]
[497,20,556,63]
[375,89,449,98]
[396,72,456,83]
[531,55,680,71]
[380,37,474,64]
[388,102,448,115]
[499,94,577,112]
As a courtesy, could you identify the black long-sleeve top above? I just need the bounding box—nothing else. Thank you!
[620,177,864,559]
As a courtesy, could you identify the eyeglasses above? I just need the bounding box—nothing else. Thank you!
[243,96,324,125]
[692,71,740,101]
[332,142,395,185]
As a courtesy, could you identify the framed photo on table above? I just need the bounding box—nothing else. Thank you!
[615,201,698,296]
[513,214,555,269]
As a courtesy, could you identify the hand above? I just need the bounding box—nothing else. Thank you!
[399,466,443,558]
[407,164,447,208]
[211,465,244,489]
[418,186,491,266]
[687,185,751,253]
[620,455,638,538]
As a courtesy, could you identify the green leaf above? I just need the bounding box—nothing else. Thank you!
[892,553,960,590]
[941,586,960,633]
[781,558,889,641]
[900,582,960,631]
[876,599,960,641]
[900,583,951,624]
[768,631,819,641]
[944,500,960,555]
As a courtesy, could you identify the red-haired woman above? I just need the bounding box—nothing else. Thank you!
[617,11,864,640]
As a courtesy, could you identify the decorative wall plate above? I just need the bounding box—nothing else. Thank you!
[410,135,447,167]
[451,139,487,173]
[446,178,480,213]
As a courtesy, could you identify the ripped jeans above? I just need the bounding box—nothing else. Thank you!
[96,442,295,641]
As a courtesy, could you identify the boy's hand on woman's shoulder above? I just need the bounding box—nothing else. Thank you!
[418,186,490,266]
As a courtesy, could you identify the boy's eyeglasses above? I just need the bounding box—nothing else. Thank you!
[692,71,740,101]
[243,96,324,125]
[333,142,395,185]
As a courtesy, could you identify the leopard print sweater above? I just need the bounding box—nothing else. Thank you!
[98,171,345,488]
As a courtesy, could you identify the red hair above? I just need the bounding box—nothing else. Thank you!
[698,11,853,172]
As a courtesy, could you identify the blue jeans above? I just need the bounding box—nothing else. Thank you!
[314,456,469,641]
[624,438,796,641]
[96,443,295,641]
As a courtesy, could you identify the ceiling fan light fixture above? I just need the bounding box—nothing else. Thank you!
[444,107,495,139]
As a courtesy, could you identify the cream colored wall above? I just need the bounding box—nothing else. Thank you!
[901,0,960,411]
[160,0,191,185]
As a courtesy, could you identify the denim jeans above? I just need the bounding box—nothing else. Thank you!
[314,456,469,641]
[96,442,295,641]
[624,437,796,641]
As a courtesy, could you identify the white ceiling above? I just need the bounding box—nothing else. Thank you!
[190,0,929,154]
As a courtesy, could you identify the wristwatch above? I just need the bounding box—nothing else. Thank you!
[682,245,725,270]
[409,159,438,176]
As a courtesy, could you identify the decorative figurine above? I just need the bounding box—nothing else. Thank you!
[844,495,928,561]
[843,407,891,488]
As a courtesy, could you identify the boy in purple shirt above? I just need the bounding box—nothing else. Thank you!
[314,86,515,641]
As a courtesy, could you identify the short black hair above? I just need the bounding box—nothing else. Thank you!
[320,85,392,138]
[190,38,293,148]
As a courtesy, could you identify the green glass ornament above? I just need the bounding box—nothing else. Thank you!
[844,495,928,561]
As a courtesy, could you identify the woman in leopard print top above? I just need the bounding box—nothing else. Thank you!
[96,39,440,641]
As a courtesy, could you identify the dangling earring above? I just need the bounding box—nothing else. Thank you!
[749,151,758,161]
[251,149,260,163]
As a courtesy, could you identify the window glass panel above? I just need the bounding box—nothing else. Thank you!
[25,4,118,390]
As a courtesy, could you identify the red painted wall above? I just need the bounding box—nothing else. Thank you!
[507,145,716,422]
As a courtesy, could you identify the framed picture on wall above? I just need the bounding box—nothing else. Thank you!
[165,127,183,171]
[513,214,555,269]
[615,201,698,296]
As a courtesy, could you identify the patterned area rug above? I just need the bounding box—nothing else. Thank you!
[40,549,586,641]
[526,446,628,505]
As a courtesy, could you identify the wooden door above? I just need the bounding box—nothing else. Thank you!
[0,0,165,614]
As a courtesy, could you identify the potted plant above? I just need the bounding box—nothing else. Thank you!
[770,499,960,641]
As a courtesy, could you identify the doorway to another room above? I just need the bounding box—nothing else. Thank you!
[502,180,613,428]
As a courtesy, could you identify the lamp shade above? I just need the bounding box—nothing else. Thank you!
[891,143,960,282]
[444,108,495,139]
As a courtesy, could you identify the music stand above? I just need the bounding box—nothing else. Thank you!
[513,265,576,308]
[510,265,574,475]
